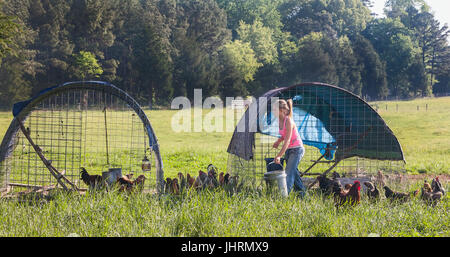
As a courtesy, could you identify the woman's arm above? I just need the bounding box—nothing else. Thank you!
[274,118,293,164]
[272,137,284,149]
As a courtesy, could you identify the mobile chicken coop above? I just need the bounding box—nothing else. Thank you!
[0,81,164,195]
[227,82,405,186]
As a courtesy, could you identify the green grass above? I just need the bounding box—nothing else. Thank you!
[0,187,448,237]
[0,97,449,237]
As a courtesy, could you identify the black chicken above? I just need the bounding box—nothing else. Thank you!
[317,175,342,196]
[80,167,103,188]
[384,185,419,203]
[364,181,380,201]
[431,177,445,195]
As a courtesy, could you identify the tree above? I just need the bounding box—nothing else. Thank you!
[236,19,278,65]
[352,34,388,99]
[363,18,419,97]
[222,40,262,83]
[70,51,103,80]
[0,5,20,65]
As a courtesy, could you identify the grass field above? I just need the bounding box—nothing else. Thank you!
[0,97,449,237]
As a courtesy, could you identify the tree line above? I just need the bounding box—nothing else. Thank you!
[0,0,449,108]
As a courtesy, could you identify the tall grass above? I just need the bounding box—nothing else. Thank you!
[0,186,448,237]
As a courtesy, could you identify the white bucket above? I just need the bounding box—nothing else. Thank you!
[264,170,288,197]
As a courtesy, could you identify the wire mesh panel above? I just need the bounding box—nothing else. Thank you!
[0,82,161,193]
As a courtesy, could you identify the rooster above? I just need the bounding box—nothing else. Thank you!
[364,181,380,201]
[421,180,442,206]
[431,177,445,195]
[334,180,361,208]
[80,167,103,188]
[384,185,419,203]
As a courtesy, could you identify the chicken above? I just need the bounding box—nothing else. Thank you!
[133,175,146,192]
[224,175,240,195]
[80,167,103,188]
[186,173,195,188]
[193,170,208,190]
[335,180,361,208]
[384,185,419,203]
[219,172,225,186]
[165,177,173,194]
[178,172,186,192]
[172,178,180,195]
[343,183,352,192]
[125,173,134,180]
[376,170,386,188]
[421,180,442,206]
[223,173,230,185]
[431,177,445,195]
[117,175,134,192]
[317,175,342,196]
[207,168,219,189]
[117,174,146,192]
[363,181,380,201]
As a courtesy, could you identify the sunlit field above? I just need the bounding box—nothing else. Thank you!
[0,97,448,237]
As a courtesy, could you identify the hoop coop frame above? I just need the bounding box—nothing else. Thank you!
[0,81,164,193]
[227,82,406,184]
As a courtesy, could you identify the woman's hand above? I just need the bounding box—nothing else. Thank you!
[274,156,281,164]
[273,139,281,149]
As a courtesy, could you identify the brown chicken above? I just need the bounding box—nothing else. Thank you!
[172,178,180,195]
[334,180,361,208]
[193,170,208,190]
[384,185,419,203]
[80,167,103,188]
[117,175,134,191]
[133,175,146,192]
[421,180,442,206]
[219,172,225,186]
[117,174,146,192]
[186,173,195,188]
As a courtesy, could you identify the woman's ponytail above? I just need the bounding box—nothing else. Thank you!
[287,99,293,118]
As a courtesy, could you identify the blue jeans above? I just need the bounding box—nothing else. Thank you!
[284,147,306,196]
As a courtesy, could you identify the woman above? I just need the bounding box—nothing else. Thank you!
[272,99,306,196]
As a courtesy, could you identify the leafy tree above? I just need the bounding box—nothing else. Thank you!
[351,34,388,99]
[236,19,278,65]
[70,51,103,80]
[222,40,262,83]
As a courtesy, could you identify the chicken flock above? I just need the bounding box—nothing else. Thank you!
[164,164,242,195]
[80,167,146,193]
[316,173,446,208]
[80,165,446,208]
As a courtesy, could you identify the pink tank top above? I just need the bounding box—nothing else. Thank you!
[279,116,303,148]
